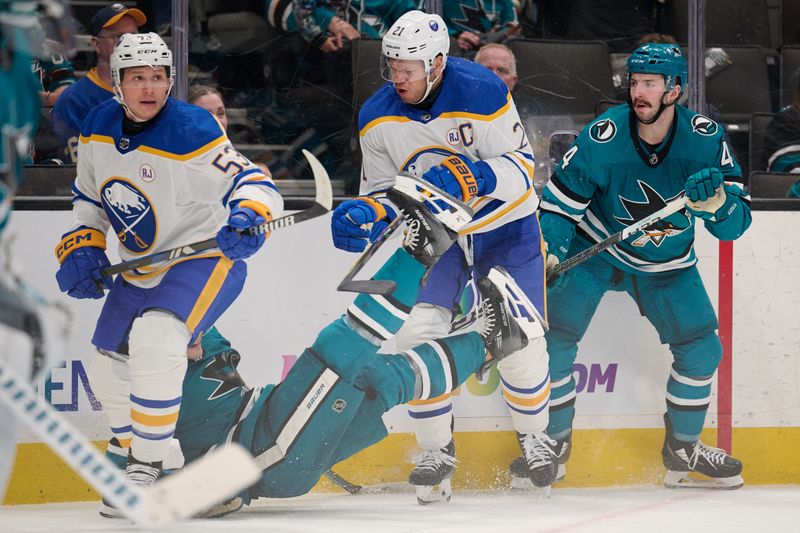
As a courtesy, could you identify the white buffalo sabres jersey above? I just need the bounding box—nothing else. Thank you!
[70,97,283,287]
[359,57,537,234]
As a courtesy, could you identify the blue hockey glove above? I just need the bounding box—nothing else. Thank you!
[216,202,270,260]
[54,227,112,300]
[421,154,497,202]
[331,197,387,253]
[685,168,736,220]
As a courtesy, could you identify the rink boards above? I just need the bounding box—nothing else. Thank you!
[3,210,799,504]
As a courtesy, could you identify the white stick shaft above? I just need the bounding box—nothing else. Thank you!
[0,358,153,525]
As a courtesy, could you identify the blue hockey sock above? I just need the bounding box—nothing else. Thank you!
[345,248,425,342]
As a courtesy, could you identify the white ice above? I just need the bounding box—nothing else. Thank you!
[1,485,798,533]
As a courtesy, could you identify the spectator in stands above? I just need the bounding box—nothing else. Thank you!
[266,1,416,52]
[436,0,520,53]
[188,85,228,131]
[50,3,146,162]
[765,77,800,198]
[474,42,518,91]
[290,1,360,54]
[34,53,76,107]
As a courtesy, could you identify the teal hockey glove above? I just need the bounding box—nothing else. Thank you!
[685,168,736,221]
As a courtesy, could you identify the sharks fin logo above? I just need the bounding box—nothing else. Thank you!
[615,181,690,247]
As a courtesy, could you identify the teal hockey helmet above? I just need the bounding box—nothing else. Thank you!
[626,43,688,94]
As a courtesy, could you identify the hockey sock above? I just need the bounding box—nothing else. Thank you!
[127,311,188,463]
[546,373,576,440]
[497,337,551,434]
[356,332,485,413]
[666,367,713,441]
[345,249,425,342]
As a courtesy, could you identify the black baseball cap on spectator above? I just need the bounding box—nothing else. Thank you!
[89,3,147,36]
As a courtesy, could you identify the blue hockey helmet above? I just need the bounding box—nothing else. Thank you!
[626,43,688,94]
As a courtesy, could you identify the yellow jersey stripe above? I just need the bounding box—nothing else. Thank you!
[120,251,225,282]
[360,115,412,137]
[360,93,511,137]
[80,133,228,162]
[86,68,114,92]
[186,256,234,332]
[459,188,534,235]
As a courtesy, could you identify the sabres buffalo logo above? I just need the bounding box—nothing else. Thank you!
[100,178,156,254]
[691,114,718,136]
[589,118,617,143]
[403,146,456,176]
[615,181,691,247]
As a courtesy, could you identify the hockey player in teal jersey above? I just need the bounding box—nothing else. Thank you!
[512,43,751,490]
[95,187,543,518]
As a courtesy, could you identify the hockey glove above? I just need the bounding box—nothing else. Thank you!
[421,154,497,202]
[685,168,737,221]
[216,201,270,260]
[331,197,388,253]
[54,227,113,299]
[544,245,568,293]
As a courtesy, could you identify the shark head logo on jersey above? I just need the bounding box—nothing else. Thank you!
[691,115,718,136]
[403,146,456,176]
[200,350,246,400]
[101,178,157,253]
[589,118,617,143]
[615,181,690,247]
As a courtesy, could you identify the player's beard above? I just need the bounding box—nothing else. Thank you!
[633,98,659,123]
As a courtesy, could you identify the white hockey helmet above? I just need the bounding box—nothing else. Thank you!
[110,32,173,118]
[382,10,449,69]
[380,10,449,103]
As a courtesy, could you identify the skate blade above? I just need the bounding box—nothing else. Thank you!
[510,463,565,491]
[509,476,552,498]
[664,470,744,490]
[414,478,452,505]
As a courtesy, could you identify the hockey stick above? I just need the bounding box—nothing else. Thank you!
[324,469,408,495]
[101,149,333,277]
[0,358,260,526]
[336,216,404,295]
[337,174,474,295]
[548,194,689,278]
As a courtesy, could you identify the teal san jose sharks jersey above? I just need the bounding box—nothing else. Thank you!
[540,103,751,274]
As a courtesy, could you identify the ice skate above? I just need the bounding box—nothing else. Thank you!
[508,433,558,497]
[99,455,162,519]
[510,432,570,490]
[408,439,456,504]
[662,413,743,489]
[475,267,546,378]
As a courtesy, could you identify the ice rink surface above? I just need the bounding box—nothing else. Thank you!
[1,485,798,533]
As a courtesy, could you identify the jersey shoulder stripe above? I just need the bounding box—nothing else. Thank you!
[79,98,227,159]
[359,57,511,135]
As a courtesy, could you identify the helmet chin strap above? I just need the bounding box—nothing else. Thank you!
[114,90,148,122]
[113,82,173,123]
[635,91,677,125]
[411,68,442,105]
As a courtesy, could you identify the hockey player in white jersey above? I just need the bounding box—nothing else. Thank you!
[330,10,555,502]
[52,32,283,516]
